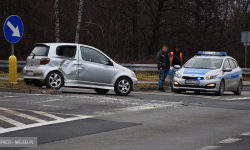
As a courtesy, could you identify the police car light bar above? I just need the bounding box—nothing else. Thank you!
[198,51,227,56]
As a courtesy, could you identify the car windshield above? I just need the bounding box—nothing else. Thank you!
[184,58,223,69]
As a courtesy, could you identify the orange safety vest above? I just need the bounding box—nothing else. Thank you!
[170,51,182,66]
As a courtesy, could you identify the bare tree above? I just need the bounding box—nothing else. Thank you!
[54,0,60,43]
[75,0,83,44]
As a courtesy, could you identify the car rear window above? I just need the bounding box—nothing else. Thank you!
[30,45,49,56]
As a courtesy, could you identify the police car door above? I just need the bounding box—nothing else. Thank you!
[223,59,233,90]
[228,59,238,91]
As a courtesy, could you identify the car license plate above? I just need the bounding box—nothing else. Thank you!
[185,80,199,85]
[26,71,34,76]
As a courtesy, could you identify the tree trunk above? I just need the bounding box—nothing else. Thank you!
[54,0,60,43]
[132,0,139,59]
[75,0,83,44]
[147,0,165,55]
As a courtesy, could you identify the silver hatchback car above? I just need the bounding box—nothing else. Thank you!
[23,43,138,96]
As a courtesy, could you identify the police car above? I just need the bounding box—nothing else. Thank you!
[172,51,243,96]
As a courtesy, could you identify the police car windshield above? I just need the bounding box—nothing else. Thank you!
[184,58,223,69]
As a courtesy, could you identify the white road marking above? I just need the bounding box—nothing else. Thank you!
[0,107,46,123]
[32,99,63,104]
[225,97,250,100]
[218,138,241,144]
[240,131,250,136]
[0,115,25,126]
[32,111,63,120]
[0,115,92,134]
[4,96,17,98]
[196,145,219,150]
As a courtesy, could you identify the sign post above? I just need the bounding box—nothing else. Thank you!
[241,31,250,77]
[3,15,23,84]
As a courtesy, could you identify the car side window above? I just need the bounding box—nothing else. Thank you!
[233,60,239,68]
[80,47,110,65]
[56,46,76,58]
[223,59,231,69]
[228,59,236,69]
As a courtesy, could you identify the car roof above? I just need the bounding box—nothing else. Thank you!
[35,43,98,50]
[194,55,234,60]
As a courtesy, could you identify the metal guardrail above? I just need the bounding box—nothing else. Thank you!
[121,64,250,75]
[0,60,26,68]
[0,61,249,75]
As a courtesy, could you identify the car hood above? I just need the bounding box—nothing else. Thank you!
[178,68,220,76]
[114,63,131,72]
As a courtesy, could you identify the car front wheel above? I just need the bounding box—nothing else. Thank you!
[216,79,225,96]
[114,77,132,96]
[45,71,64,89]
[234,80,243,95]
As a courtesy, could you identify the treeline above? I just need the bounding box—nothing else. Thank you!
[0,0,250,67]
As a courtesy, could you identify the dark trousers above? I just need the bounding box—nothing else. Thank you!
[158,69,168,89]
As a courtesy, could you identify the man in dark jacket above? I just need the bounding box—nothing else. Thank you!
[156,44,170,92]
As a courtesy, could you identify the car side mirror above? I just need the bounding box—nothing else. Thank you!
[223,68,232,72]
[174,65,181,69]
[109,60,113,66]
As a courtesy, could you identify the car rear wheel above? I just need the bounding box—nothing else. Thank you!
[45,71,64,89]
[24,79,32,85]
[234,80,243,95]
[94,89,109,94]
[216,79,225,96]
[114,77,132,96]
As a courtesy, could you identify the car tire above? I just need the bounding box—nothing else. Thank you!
[95,89,109,94]
[234,80,243,95]
[45,71,64,89]
[216,79,225,96]
[174,89,182,94]
[114,77,132,96]
[24,79,32,85]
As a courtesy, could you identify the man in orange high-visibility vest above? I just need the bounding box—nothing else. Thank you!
[170,45,182,92]
[170,45,182,67]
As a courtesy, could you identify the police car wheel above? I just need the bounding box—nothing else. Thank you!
[194,91,200,94]
[234,80,243,95]
[216,80,225,96]
[94,89,109,94]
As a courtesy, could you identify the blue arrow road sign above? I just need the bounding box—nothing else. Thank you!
[3,15,24,43]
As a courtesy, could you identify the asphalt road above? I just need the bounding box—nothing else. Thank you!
[0,87,249,150]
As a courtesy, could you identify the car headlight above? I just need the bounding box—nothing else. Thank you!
[206,73,219,80]
[175,72,181,78]
[131,71,136,78]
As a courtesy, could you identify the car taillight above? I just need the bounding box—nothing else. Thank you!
[40,58,50,65]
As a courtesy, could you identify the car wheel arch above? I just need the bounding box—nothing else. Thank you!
[114,76,132,86]
[45,70,65,86]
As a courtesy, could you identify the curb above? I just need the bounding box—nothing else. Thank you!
[0,87,61,95]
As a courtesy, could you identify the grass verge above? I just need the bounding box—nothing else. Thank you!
[136,71,158,81]
[243,77,250,81]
